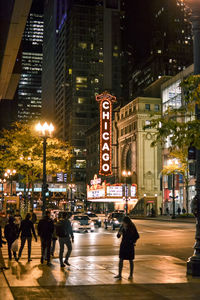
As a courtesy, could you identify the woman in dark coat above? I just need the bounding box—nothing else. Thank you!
[4,216,19,260]
[115,216,139,280]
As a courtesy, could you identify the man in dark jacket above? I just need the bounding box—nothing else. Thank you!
[4,216,18,260]
[18,213,37,262]
[56,212,74,267]
[30,210,37,225]
[38,211,54,266]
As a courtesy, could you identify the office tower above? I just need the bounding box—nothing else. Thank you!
[50,0,122,193]
[129,0,193,98]
[0,0,32,129]
[17,0,44,121]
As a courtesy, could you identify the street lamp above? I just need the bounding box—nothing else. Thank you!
[35,122,54,216]
[184,0,200,276]
[122,170,131,215]
[69,184,76,212]
[4,169,16,195]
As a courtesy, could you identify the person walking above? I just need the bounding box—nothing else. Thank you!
[38,211,54,266]
[17,213,37,262]
[4,216,18,261]
[177,206,181,216]
[115,216,139,280]
[0,225,8,271]
[56,212,74,267]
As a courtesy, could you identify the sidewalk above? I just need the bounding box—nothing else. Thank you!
[1,254,200,299]
[132,216,196,223]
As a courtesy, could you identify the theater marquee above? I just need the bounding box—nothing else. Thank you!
[96,92,116,176]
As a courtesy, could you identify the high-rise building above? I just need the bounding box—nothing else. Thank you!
[17,0,44,121]
[43,0,122,193]
[129,0,193,99]
[0,0,32,129]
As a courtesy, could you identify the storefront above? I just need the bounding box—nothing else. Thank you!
[87,176,138,213]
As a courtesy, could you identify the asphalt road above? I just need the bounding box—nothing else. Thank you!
[71,219,196,261]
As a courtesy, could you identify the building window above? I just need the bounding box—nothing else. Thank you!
[155,104,160,111]
[78,97,85,104]
[145,104,150,111]
[145,120,151,126]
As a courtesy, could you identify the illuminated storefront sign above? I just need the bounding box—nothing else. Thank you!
[87,189,105,199]
[131,185,137,197]
[96,92,116,176]
[90,174,102,186]
[107,185,123,197]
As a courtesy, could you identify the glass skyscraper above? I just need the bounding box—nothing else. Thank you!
[17,0,43,121]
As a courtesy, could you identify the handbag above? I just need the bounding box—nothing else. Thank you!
[11,239,18,252]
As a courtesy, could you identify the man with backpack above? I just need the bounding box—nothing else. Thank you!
[38,211,54,266]
[56,212,74,267]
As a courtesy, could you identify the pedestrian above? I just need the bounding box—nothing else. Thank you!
[30,209,37,225]
[0,225,8,271]
[38,211,54,266]
[159,207,163,216]
[51,217,57,257]
[115,216,139,280]
[4,216,18,261]
[17,213,37,262]
[56,212,74,267]
[14,209,22,229]
[177,207,181,215]
[182,207,186,214]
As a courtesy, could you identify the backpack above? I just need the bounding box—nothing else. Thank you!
[56,220,67,237]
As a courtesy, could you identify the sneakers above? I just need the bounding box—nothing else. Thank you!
[28,258,32,262]
[40,257,44,264]
[60,263,65,268]
[128,275,133,280]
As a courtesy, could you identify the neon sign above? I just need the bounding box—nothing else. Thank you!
[96,92,116,176]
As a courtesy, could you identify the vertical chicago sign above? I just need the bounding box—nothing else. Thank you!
[96,92,116,176]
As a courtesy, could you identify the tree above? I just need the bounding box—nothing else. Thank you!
[0,122,72,210]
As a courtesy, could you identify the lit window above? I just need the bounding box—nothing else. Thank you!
[69,68,72,74]
[91,43,94,50]
[157,50,162,54]
[78,42,87,49]
[76,77,87,83]
[154,104,160,112]
[113,52,118,57]
[78,98,85,104]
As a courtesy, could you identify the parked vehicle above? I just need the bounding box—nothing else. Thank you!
[85,212,101,227]
[104,212,125,230]
[71,215,95,232]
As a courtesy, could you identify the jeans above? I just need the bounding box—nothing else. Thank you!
[18,236,32,259]
[7,240,17,260]
[59,237,72,265]
[41,238,51,262]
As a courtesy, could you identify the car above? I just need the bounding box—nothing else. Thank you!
[104,212,125,230]
[85,212,101,227]
[72,215,95,232]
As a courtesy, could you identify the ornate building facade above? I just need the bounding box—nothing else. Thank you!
[113,96,162,211]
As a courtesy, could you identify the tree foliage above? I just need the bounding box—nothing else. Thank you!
[0,122,72,184]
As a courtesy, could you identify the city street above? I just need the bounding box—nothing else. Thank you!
[1,219,200,299]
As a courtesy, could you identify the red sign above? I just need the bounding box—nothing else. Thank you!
[96,92,116,176]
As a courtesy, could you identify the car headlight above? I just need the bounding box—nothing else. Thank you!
[91,222,94,226]
[114,220,119,224]
[98,219,101,222]
[74,222,79,227]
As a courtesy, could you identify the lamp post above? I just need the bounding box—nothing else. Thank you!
[122,170,132,215]
[69,184,75,212]
[185,0,200,277]
[0,178,6,207]
[35,122,54,216]
[4,169,16,195]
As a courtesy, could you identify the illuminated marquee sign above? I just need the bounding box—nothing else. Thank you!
[107,186,123,197]
[96,92,116,176]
